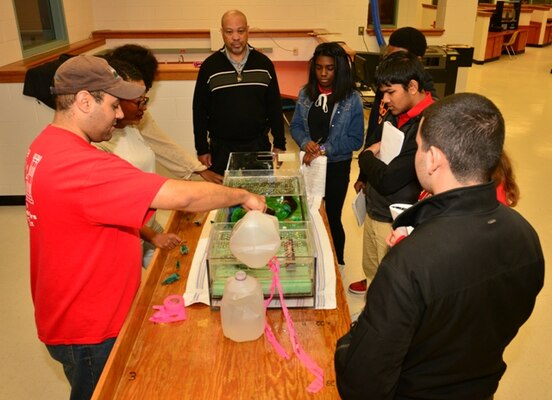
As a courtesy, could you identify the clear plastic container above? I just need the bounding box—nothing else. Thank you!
[220,271,265,342]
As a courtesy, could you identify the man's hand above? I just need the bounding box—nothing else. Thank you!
[150,232,182,250]
[272,147,285,168]
[304,140,321,155]
[354,180,366,194]
[302,152,319,166]
[241,192,267,212]
[198,169,223,184]
[363,141,381,157]
[198,153,212,168]
[386,227,409,247]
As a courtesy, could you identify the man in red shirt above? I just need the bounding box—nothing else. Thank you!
[25,55,265,400]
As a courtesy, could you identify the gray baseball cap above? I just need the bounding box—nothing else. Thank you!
[52,55,145,99]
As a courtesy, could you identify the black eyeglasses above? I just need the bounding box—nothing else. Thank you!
[130,96,149,109]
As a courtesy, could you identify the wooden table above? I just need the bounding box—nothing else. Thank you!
[92,210,351,399]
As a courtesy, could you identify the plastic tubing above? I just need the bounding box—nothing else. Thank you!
[371,0,386,48]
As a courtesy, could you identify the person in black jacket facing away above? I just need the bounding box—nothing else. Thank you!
[335,93,544,400]
[192,9,286,175]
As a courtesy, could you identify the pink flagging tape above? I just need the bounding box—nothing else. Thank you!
[263,257,324,393]
[264,274,290,358]
[149,294,187,323]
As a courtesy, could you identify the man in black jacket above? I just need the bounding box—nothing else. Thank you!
[335,93,544,400]
[192,9,286,175]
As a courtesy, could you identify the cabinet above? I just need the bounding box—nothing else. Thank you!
[544,22,552,45]
[485,32,505,61]
[484,29,528,62]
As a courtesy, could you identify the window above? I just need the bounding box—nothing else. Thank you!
[13,0,68,58]
[367,0,398,26]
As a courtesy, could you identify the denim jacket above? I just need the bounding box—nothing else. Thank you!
[290,89,365,163]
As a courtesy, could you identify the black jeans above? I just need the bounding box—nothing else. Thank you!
[46,337,116,400]
[324,159,351,265]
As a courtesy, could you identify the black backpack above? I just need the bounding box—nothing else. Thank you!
[22,53,75,109]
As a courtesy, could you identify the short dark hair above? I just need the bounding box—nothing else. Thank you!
[420,93,505,183]
[389,27,427,57]
[375,51,426,92]
[305,42,355,102]
[107,44,158,90]
[106,59,143,83]
[55,90,105,111]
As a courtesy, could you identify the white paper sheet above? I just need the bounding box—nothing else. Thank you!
[299,151,327,209]
[379,121,405,165]
[352,190,367,227]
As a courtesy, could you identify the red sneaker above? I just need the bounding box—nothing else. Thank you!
[348,279,367,295]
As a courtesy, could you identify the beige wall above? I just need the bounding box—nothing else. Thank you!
[0,0,478,196]
[0,0,22,65]
[90,0,371,50]
[0,0,94,64]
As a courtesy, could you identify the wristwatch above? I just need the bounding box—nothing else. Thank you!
[319,145,326,156]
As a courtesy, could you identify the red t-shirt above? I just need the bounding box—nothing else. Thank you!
[25,125,168,345]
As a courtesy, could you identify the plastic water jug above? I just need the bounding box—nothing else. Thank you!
[220,271,265,342]
[229,210,281,269]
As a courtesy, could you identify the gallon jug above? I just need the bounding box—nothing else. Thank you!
[229,210,281,269]
[220,271,265,342]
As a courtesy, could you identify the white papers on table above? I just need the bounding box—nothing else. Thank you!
[352,190,367,227]
[379,121,404,164]
[299,151,327,209]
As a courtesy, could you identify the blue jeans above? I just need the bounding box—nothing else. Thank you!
[46,337,116,400]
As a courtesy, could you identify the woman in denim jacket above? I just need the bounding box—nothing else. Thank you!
[290,42,365,267]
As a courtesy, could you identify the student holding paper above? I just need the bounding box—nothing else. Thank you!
[290,42,364,268]
[348,51,434,295]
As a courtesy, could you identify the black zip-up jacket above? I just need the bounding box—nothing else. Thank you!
[359,112,423,222]
[335,183,545,399]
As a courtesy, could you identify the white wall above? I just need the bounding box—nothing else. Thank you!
[0,0,23,64]
[530,9,551,45]
[63,0,95,44]
[0,0,478,196]
[0,83,53,196]
[90,0,372,52]
[0,0,94,65]
[435,0,478,45]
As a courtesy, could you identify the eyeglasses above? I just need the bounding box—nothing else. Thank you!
[130,96,149,109]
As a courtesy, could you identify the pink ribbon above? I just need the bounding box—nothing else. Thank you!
[264,257,324,393]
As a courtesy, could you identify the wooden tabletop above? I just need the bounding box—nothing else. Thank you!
[92,210,351,399]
